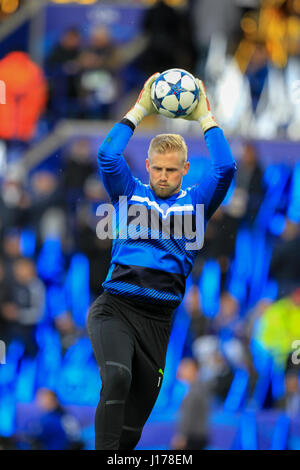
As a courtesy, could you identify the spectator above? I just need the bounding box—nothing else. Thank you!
[29,171,65,248]
[0,52,47,141]
[77,26,120,119]
[226,142,265,225]
[0,258,17,346]
[25,388,83,450]
[135,0,197,78]
[245,42,269,112]
[0,258,8,307]
[47,28,81,71]
[192,335,234,402]
[9,257,45,357]
[0,233,23,350]
[253,287,300,368]
[184,284,209,339]
[54,311,82,356]
[62,139,95,210]
[171,358,209,450]
[214,292,240,337]
[76,176,111,296]
[237,142,264,217]
[0,167,30,233]
[192,0,242,77]
[244,296,273,344]
[191,207,239,290]
[275,351,300,417]
[46,28,82,119]
[1,229,22,277]
[79,26,119,73]
[0,436,17,450]
[269,220,300,297]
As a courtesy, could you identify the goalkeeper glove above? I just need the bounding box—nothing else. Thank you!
[185,79,218,133]
[124,72,160,127]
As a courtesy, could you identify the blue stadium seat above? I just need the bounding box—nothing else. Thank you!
[271,362,285,402]
[233,411,258,450]
[64,253,90,327]
[248,229,273,307]
[255,163,290,231]
[287,161,300,222]
[228,227,252,304]
[199,260,221,317]
[46,284,67,321]
[35,326,62,390]
[155,295,191,412]
[55,338,97,405]
[20,229,36,257]
[249,348,273,409]
[223,369,249,412]
[37,237,65,282]
[0,386,17,436]
[270,413,290,450]
[15,357,38,403]
[0,340,24,386]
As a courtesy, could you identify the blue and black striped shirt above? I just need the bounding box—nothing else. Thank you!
[97,122,236,310]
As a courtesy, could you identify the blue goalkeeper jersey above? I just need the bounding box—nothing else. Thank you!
[97,122,236,309]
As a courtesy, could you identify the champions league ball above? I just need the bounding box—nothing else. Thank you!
[151,69,199,118]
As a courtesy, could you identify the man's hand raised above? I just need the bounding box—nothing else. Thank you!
[184,79,218,133]
[124,72,160,127]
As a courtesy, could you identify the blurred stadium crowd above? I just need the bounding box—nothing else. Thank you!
[0,0,300,450]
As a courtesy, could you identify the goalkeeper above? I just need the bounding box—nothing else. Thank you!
[87,73,236,450]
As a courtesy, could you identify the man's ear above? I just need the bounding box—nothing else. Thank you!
[146,158,150,173]
[183,161,190,176]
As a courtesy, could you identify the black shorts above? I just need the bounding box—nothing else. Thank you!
[87,290,174,448]
[87,290,174,367]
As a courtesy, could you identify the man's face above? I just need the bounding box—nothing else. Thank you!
[146,151,189,199]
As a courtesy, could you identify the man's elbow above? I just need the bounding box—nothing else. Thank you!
[97,148,123,174]
[97,147,104,161]
[216,161,237,181]
[97,144,108,162]
[97,148,114,171]
[97,149,105,171]
[227,161,237,178]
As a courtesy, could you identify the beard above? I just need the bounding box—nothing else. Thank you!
[150,181,180,199]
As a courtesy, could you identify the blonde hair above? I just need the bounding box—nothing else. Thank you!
[148,134,188,164]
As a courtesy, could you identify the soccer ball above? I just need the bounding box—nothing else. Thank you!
[151,69,199,118]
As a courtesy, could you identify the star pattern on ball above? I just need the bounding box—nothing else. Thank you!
[151,69,199,119]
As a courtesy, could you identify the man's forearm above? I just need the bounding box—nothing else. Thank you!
[97,122,135,200]
[97,121,134,174]
[204,127,236,173]
[201,127,237,220]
